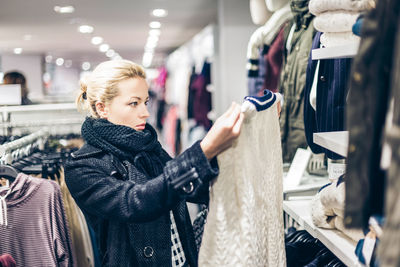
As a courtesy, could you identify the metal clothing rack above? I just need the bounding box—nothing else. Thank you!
[0,129,49,164]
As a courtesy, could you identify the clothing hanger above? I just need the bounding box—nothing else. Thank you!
[0,165,19,183]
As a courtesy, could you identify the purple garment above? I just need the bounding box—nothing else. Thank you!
[0,173,74,267]
[191,62,213,130]
[0,254,16,267]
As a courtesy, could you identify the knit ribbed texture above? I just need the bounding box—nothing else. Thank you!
[309,0,372,16]
[199,95,285,266]
[313,11,359,33]
[0,173,74,266]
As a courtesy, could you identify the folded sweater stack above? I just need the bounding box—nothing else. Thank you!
[309,0,373,47]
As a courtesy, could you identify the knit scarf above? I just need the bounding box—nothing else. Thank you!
[81,117,167,178]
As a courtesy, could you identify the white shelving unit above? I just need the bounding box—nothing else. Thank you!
[283,200,360,267]
[313,131,349,157]
[311,43,359,60]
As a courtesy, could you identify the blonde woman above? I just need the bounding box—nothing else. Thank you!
[65,60,244,267]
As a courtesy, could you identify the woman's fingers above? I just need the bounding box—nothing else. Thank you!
[232,111,244,136]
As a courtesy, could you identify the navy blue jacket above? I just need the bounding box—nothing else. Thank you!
[65,141,218,266]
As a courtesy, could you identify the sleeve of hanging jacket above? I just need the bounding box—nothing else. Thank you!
[64,140,218,223]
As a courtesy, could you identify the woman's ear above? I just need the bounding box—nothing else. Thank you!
[95,102,108,119]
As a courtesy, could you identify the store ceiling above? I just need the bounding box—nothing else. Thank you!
[0,0,218,67]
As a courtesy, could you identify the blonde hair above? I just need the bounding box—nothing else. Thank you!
[77,59,146,118]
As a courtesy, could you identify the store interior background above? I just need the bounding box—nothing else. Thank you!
[0,0,258,119]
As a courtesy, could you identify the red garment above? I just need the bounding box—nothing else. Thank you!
[262,25,286,93]
[0,254,16,267]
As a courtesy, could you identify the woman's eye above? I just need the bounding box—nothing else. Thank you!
[129,102,138,106]
[145,100,149,106]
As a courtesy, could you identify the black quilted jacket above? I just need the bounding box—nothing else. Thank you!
[65,141,218,267]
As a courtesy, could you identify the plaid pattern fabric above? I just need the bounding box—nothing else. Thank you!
[170,211,186,267]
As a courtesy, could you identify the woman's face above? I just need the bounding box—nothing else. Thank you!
[103,77,150,131]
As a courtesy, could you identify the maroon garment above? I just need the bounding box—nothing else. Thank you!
[0,173,74,267]
[0,254,16,267]
[262,25,286,93]
[191,61,212,130]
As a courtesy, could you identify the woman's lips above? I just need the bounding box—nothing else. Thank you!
[136,123,146,130]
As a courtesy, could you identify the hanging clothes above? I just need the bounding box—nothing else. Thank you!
[303,31,352,159]
[0,254,16,267]
[199,91,286,267]
[247,2,292,95]
[345,0,400,229]
[279,0,315,162]
[0,173,74,266]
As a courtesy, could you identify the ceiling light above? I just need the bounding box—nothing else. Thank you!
[145,46,154,53]
[45,55,53,63]
[149,21,161,29]
[65,60,72,68]
[149,29,161,37]
[91,36,103,45]
[152,9,168,17]
[82,62,91,71]
[106,49,115,58]
[145,42,157,49]
[13,48,23,54]
[23,34,32,41]
[56,58,64,66]
[99,44,109,52]
[147,35,159,44]
[142,52,153,68]
[54,5,75,14]
[78,25,94,34]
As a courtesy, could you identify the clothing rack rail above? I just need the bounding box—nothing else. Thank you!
[0,129,49,158]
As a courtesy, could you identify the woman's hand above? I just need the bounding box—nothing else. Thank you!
[200,102,244,160]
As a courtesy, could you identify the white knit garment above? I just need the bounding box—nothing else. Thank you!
[320,31,360,47]
[309,0,372,16]
[198,99,286,267]
[313,11,360,33]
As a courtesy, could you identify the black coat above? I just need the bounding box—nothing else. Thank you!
[65,141,218,266]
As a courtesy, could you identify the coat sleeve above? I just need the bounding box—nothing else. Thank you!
[65,141,218,223]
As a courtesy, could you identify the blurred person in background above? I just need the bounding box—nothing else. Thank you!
[3,71,32,105]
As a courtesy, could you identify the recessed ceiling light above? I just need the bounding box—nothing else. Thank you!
[54,5,75,14]
[45,55,53,63]
[149,21,161,29]
[91,36,103,45]
[147,35,159,44]
[82,62,91,71]
[23,34,32,41]
[149,29,161,37]
[106,49,115,58]
[152,9,168,17]
[99,44,110,52]
[56,58,64,66]
[13,48,23,54]
[78,25,94,34]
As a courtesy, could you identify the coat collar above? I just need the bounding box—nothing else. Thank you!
[71,143,104,159]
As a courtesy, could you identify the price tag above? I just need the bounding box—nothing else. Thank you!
[362,232,376,266]
[284,148,311,190]
[328,161,346,181]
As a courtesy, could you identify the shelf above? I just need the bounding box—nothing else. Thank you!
[283,200,359,267]
[0,103,76,113]
[311,43,359,60]
[313,131,348,157]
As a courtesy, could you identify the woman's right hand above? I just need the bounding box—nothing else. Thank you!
[200,102,244,160]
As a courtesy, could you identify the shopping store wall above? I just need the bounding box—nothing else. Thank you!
[214,0,258,116]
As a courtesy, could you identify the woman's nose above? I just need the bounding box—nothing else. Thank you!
[141,104,150,118]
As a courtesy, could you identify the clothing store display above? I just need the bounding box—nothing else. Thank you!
[199,91,286,266]
[313,11,359,33]
[66,117,219,266]
[320,32,360,47]
[247,2,292,95]
[345,0,400,229]
[279,0,315,162]
[0,173,74,266]
[0,254,16,267]
[303,31,351,159]
[308,0,372,16]
[377,2,400,265]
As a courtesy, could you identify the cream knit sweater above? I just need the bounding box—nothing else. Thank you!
[198,92,286,267]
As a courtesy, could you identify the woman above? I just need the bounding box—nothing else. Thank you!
[65,60,244,267]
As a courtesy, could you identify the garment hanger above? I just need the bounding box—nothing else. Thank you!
[0,165,19,183]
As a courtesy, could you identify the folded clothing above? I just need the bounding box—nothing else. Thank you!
[314,11,360,33]
[320,31,360,47]
[309,0,372,16]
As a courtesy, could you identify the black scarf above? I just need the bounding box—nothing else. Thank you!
[81,117,168,178]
